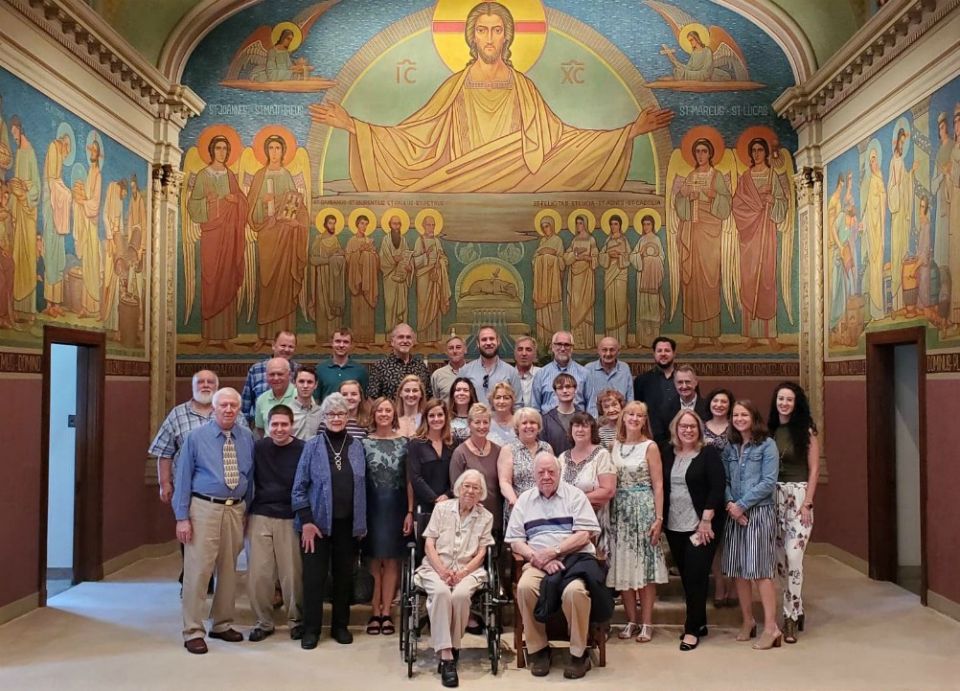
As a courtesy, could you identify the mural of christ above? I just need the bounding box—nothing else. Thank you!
[310,1,673,193]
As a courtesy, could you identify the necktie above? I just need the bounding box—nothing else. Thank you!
[223,429,239,490]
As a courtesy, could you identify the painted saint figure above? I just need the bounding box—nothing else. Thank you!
[412,213,450,345]
[532,215,564,345]
[185,135,248,345]
[731,137,788,344]
[598,214,629,344]
[247,134,309,345]
[948,107,960,331]
[125,175,147,310]
[9,116,40,321]
[344,214,379,343]
[931,112,952,322]
[0,180,15,328]
[309,1,672,193]
[630,214,666,348]
[564,215,598,349]
[887,127,915,314]
[40,127,73,317]
[861,147,886,321]
[827,174,848,332]
[673,138,732,344]
[309,213,345,342]
[101,179,127,335]
[379,214,413,334]
[73,135,103,319]
[662,30,730,81]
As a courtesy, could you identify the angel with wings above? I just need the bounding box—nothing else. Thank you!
[181,127,248,348]
[644,0,760,91]
[731,135,795,347]
[237,128,311,349]
[666,132,736,348]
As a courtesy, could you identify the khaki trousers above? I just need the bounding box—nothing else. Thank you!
[182,497,245,640]
[415,567,484,652]
[247,514,302,630]
[516,564,591,657]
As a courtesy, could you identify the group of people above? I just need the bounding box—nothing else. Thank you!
[150,325,820,686]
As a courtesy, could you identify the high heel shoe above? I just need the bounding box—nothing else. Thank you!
[752,629,783,650]
[798,614,805,632]
[736,621,757,641]
[783,618,798,644]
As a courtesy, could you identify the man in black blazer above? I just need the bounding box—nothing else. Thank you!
[662,365,710,435]
[633,336,680,447]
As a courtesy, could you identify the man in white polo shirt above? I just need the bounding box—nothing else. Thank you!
[506,452,600,679]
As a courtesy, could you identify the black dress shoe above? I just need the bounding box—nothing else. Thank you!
[248,627,273,642]
[679,635,700,651]
[290,625,304,640]
[440,659,459,688]
[528,647,550,677]
[209,628,243,643]
[679,625,708,640]
[184,638,208,655]
[301,633,319,650]
[332,628,354,645]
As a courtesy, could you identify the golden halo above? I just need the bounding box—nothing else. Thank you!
[534,208,561,236]
[414,208,444,235]
[252,125,298,166]
[567,208,596,233]
[634,208,663,233]
[380,207,412,235]
[315,207,345,235]
[678,23,710,53]
[432,0,547,73]
[736,125,779,168]
[680,125,726,168]
[197,124,243,166]
[348,207,377,234]
[271,22,303,52]
[600,208,628,234]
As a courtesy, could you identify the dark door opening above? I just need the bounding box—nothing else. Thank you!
[865,327,927,603]
[40,326,105,605]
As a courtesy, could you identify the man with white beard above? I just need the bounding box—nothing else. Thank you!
[149,370,247,589]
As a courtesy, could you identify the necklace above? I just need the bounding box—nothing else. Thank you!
[621,439,645,457]
[467,438,490,456]
[325,433,348,471]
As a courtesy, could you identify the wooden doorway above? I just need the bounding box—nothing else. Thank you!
[865,326,927,604]
[39,326,105,606]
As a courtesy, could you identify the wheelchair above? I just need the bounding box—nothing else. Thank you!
[398,506,504,679]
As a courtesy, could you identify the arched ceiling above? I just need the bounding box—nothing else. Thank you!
[87,0,869,77]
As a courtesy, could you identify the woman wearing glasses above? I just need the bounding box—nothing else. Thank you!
[291,393,367,649]
[662,410,726,651]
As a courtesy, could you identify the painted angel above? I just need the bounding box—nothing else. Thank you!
[181,133,248,347]
[730,137,796,346]
[665,136,738,347]
[237,133,311,348]
[646,0,753,84]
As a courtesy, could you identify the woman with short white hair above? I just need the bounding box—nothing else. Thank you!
[415,469,494,688]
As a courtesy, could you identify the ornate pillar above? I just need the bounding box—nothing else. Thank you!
[795,165,827,478]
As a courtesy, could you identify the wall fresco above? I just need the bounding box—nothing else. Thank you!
[824,74,960,357]
[177,0,800,360]
[0,67,150,358]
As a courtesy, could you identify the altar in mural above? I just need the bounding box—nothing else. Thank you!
[0,68,150,358]
[177,0,800,359]
[824,73,960,358]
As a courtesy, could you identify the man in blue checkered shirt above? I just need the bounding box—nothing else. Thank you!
[241,330,301,425]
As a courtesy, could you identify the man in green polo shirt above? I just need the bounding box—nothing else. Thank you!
[315,327,368,401]
[254,357,296,436]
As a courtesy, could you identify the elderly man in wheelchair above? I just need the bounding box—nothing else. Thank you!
[505,451,612,680]
[404,468,500,688]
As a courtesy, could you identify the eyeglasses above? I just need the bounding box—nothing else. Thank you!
[325,411,348,418]
[678,423,699,430]
[552,342,573,348]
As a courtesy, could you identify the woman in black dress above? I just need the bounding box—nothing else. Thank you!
[407,399,455,516]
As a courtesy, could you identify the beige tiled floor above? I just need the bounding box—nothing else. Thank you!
[0,553,957,690]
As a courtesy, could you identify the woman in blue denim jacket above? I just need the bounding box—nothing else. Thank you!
[721,400,782,650]
[291,393,367,650]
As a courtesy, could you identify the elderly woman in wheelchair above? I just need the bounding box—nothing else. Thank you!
[412,469,495,687]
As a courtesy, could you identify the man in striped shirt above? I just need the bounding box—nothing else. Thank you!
[506,452,599,679]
